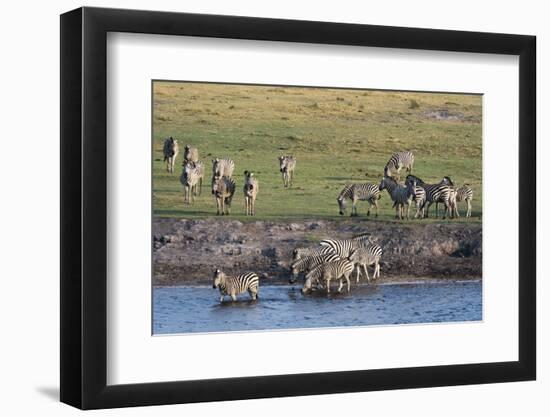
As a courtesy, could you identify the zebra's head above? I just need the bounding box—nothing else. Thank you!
[213,269,225,289]
[405,174,423,186]
[379,176,392,191]
[211,175,222,195]
[337,195,346,215]
[289,261,301,283]
[441,176,454,186]
[212,158,220,175]
[301,276,314,294]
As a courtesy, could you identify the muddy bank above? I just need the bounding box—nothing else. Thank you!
[153,218,481,285]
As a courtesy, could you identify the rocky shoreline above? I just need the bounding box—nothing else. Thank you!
[153,218,482,285]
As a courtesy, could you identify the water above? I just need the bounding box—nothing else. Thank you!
[153,281,482,335]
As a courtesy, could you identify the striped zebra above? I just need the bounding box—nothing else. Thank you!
[180,161,204,204]
[337,183,381,217]
[406,174,452,219]
[278,155,296,188]
[289,253,341,284]
[449,184,474,218]
[302,259,355,294]
[411,182,426,219]
[348,244,382,283]
[162,137,179,174]
[212,158,235,178]
[384,151,415,179]
[213,269,259,302]
[319,233,372,259]
[211,175,236,215]
[379,176,415,220]
[292,246,327,262]
[243,171,259,216]
[183,145,199,163]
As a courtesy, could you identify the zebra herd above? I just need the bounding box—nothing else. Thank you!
[212,233,382,302]
[164,137,295,215]
[339,150,474,220]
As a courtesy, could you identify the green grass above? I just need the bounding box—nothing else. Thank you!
[153,82,482,223]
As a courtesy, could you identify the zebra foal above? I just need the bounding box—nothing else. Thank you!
[213,269,259,302]
[448,183,474,219]
[349,244,382,283]
[180,160,204,204]
[163,137,179,174]
[302,259,355,294]
[243,171,259,216]
[337,183,381,217]
[183,145,199,163]
[212,175,236,215]
[212,157,235,178]
[278,155,296,188]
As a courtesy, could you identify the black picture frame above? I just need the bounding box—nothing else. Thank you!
[60,6,536,410]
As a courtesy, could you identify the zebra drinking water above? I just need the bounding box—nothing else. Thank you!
[278,155,296,188]
[163,137,179,174]
[384,151,415,179]
[337,183,381,217]
[406,174,452,219]
[302,259,355,294]
[289,253,341,284]
[212,158,235,178]
[212,269,259,302]
[243,171,259,216]
[211,175,236,215]
[180,160,204,204]
[379,176,415,220]
[348,244,382,283]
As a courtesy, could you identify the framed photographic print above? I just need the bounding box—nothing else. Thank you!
[60,6,536,410]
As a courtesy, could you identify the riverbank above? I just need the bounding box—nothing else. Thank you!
[153,218,481,285]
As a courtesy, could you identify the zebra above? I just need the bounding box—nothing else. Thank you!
[406,174,452,219]
[411,181,426,219]
[162,137,179,174]
[302,259,355,294]
[378,176,415,220]
[384,151,415,179]
[337,183,381,217]
[180,160,204,204]
[243,171,259,216]
[289,253,341,284]
[212,157,235,178]
[319,233,372,259]
[212,269,259,302]
[348,244,382,283]
[183,145,199,163]
[448,184,474,218]
[292,246,328,262]
[211,175,236,215]
[278,155,296,188]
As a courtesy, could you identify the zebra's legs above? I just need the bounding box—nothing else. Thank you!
[220,295,224,302]
[355,265,361,283]
[466,200,472,218]
[363,264,370,283]
[344,273,351,292]
[248,289,257,300]
[351,199,358,217]
[374,261,380,279]
[374,200,379,217]
[230,293,237,302]
[337,279,343,293]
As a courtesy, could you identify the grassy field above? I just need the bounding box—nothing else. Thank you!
[152,81,482,223]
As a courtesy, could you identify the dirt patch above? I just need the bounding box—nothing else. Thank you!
[424,109,464,121]
[153,218,482,285]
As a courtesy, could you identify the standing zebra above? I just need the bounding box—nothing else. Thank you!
[162,137,179,174]
[379,176,415,220]
[302,259,355,294]
[348,244,382,283]
[183,145,199,163]
[384,151,415,179]
[243,171,259,216]
[319,233,372,259]
[213,269,259,302]
[180,160,204,204]
[289,253,341,284]
[337,183,381,217]
[449,184,474,218]
[406,174,452,219]
[212,175,236,215]
[212,157,235,178]
[278,155,296,188]
[411,181,426,219]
